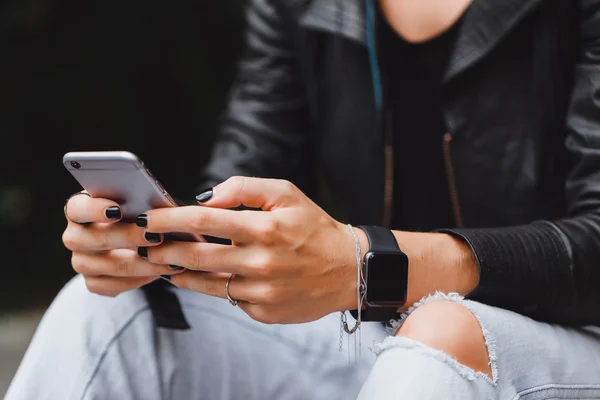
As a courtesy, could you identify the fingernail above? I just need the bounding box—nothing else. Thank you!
[136,214,148,228]
[169,265,185,271]
[160,275,172,282]
[105,206,122,220]
[196,189,213,203]
[144,232,161,243]
[137,247,148,259]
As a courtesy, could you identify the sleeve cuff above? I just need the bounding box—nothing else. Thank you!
[437,222,573,310]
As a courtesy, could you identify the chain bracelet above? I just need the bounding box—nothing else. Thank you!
[340,224,365,335]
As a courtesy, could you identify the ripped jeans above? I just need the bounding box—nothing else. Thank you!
[7,275,600,400]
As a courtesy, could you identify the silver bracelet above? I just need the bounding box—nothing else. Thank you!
[338,224,366,361]
[340,225,366,335]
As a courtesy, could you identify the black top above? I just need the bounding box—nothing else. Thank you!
[148,1,600,329]
[382,18,461,231]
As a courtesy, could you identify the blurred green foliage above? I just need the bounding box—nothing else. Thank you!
[0,0,245,310]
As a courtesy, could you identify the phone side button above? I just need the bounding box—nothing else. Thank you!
[165,194,176,205]
[155,180,167,194]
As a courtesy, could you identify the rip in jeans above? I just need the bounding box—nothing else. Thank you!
[371,292,498,386]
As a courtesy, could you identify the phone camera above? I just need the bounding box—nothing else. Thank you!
[70,161,81,169]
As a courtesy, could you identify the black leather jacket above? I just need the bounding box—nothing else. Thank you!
[197,0,600,326]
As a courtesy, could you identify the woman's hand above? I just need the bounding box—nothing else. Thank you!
[62,193,185,296]
[137,177,362,324]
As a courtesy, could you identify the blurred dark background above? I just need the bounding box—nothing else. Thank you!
[0,0,246,312]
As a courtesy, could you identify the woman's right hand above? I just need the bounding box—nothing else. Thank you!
[62,193,185,297]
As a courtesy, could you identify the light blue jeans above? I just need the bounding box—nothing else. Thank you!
[7,275,600,399]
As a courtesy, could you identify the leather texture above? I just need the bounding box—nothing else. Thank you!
[194,0,600,326]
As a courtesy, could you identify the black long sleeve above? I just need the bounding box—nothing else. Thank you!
[195,0,600,327]
[440,224,581,324]
[440,0,600,326]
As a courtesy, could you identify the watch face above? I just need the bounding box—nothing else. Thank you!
[365,252,408,306]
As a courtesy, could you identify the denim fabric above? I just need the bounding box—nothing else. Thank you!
[360,293,600,399]
[7,275,600,400]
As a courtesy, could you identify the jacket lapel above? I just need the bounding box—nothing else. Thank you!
[299,0,544,81]
[444,0,543,81]
[299,0,366,45]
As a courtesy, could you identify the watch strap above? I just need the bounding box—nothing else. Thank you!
[349,226,402,322]
[359,225,401,252]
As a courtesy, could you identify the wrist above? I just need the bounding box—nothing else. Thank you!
[393,231,480,307]
[337,224,369,312]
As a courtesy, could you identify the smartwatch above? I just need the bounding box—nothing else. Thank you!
[350,226,409,321]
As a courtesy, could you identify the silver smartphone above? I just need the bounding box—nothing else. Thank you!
[63,151,203,242]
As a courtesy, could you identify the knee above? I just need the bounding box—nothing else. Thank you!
[395,300,492,378]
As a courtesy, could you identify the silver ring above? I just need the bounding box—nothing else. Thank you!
[226,274,238,306]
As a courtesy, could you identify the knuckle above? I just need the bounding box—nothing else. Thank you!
[84,279,102,295]
[226,176,247,200]
[247,252,275,274]
[258,285,279,304]
[114,257,133,276]
[245,256,262,271]
[253,310,277,325]
[226,175,246,188]
[85,279,120,297]
[227,176,246,190]
[62,230,78,250]
[255,218,279,242]
[188,212,210,232]
[261,255,277,274]
[278,179,296,192]
[71,253,86,274]
[190,248,204,269]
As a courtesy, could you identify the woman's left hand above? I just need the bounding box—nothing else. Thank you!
[137,176,362,324]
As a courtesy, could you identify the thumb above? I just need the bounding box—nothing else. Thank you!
[196,176,299,211]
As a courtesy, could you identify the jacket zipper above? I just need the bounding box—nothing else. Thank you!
[374,4,394,228]
[383,137,394,227]
[442,132,464,228]
[381,67,394,228]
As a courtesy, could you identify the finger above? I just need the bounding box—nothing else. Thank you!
[140,242,253,274]
[66,193,122,224]
[141,206,261,243]
[197,176,301,211]
[84,275,159,297]
[63,222,164,252]
[171,271,266,303]
[72,249,185,277]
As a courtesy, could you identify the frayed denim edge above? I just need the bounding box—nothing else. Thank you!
[372,292,498,386]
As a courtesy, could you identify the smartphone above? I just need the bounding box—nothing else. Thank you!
[63,151,203,242]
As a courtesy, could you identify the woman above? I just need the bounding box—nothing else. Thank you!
[8,0,600,398]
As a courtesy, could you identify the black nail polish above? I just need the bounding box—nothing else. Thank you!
[160,275,172,282]
[137,247,148,259]
[136,214,148,228]
[169,265,185,271]
[105,206,122,221]
[196,189,213,203]
[144,232,161,243]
